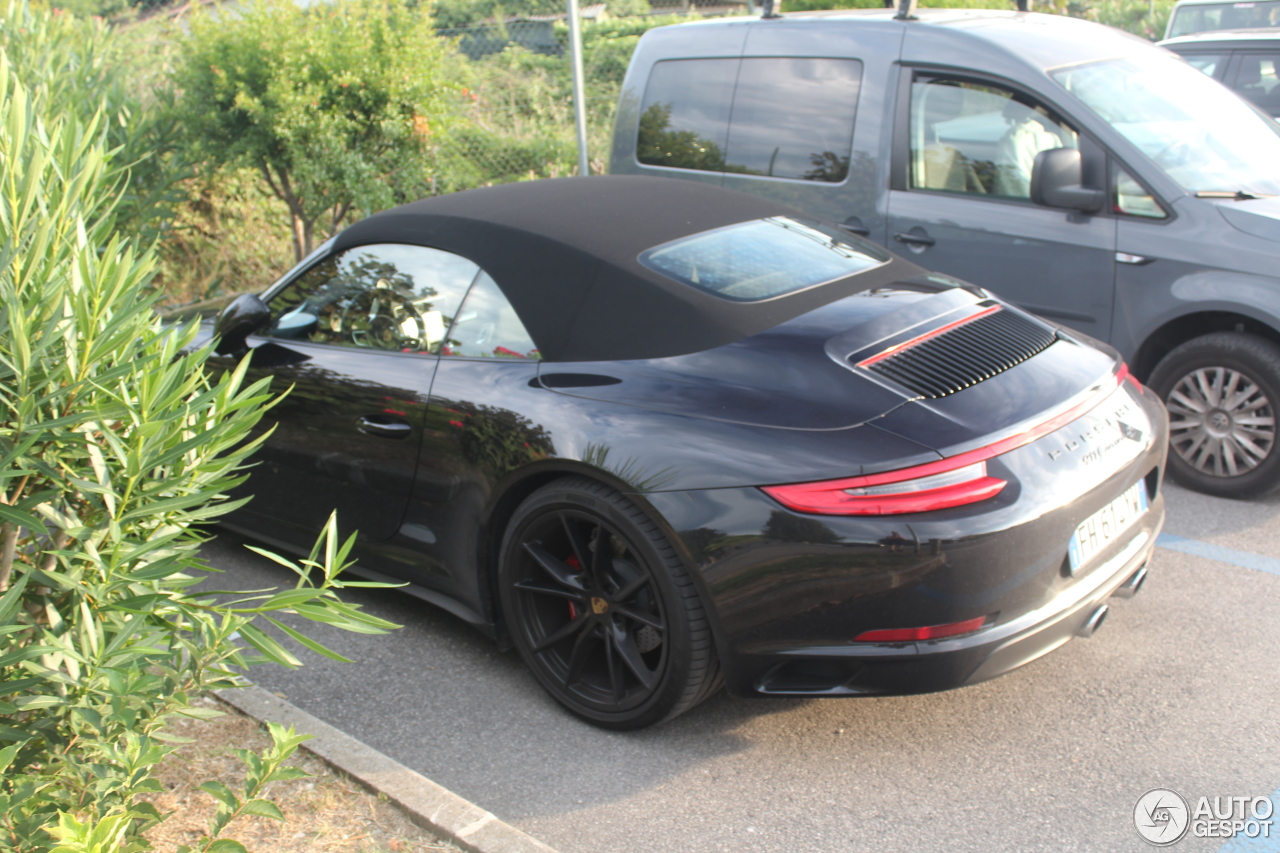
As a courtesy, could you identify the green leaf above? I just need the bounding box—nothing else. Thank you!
[206,840,249,853]
[0,503,42,530]
[0,573,31,624]
[257,587,329,610]
[174,706,225,721]
[239,798,285,821]
[235,623,303,668]
[13,695,66,711]
[198,780,239,811]
[265,766,309,782]
[263,616,353,663]
[0,744,20,775]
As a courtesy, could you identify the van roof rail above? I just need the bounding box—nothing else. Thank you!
[878,0,1031,16]
[774,0,1029,20]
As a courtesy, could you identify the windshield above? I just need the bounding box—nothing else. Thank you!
[1051,54,1280,196]
[1167,0,1280,36]
[639,216,890,302]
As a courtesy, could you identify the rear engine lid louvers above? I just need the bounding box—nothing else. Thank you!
[857,306,1058,399]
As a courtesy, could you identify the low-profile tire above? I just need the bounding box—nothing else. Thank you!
[498,477,721,729]
[1148,332,1280,498]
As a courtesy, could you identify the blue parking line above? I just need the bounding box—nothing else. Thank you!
[1217,791,1280,852]
[1156,533,1280,578]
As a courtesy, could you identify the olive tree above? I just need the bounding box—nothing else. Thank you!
[173,0,458,261]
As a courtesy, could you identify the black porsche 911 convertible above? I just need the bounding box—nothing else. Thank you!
[207,176,1167,729]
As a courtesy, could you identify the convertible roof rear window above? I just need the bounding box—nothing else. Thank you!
[638,216,890,302]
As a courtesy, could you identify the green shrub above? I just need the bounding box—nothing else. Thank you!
[0,9,399,850]
[0,1,190,246]
[150,168,296,308]
[172,0,460,262]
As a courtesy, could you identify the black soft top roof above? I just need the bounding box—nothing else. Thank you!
[332,175,920,362]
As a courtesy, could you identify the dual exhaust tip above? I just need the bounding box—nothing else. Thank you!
[1078,563,1149,638]
[1078,604,1110,638]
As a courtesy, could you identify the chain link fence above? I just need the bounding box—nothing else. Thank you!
[430,9,746,191]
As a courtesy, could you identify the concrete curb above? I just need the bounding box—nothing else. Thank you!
[214,684,561,853]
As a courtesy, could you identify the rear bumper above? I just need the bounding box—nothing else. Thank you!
[747,504,1161,696]
[644,378,1169,699]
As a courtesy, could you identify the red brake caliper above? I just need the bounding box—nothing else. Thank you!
[566,555,582,619]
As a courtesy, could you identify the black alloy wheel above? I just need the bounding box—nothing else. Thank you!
[499,478,721,729]
[1149,331,1280,498]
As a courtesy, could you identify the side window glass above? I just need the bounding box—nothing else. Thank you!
[1179,52,1228,78]
[265,244,479,354]
[444,272,540,360]
[636,58,738,172]
[723,58,862,182]
[1232,53,1280,117]
[909,78,1078,200]
[1114,167,1168,220]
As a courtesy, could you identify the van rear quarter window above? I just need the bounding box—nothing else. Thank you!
[636,57,862,182]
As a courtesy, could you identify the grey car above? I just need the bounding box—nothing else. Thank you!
[609,8,1280,497]
[1160,29,1280,119]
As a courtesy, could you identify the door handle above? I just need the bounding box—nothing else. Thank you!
[892,232,936,247]
[840,216,871,237]
[356,417,412,439]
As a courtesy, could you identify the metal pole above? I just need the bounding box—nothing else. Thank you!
[566,0,590,176]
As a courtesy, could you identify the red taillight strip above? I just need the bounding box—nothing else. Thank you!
[853,615,990,643]
[856,305,1003,368]
[761,365,1131,515]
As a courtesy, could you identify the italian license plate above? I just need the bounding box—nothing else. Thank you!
[1068,480,1149,573]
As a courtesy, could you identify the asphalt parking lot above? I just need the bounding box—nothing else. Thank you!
[204,481,1280,853]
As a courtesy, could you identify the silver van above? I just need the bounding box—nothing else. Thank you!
[609,8,1280,497]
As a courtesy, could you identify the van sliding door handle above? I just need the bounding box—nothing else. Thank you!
[893,232,936,247]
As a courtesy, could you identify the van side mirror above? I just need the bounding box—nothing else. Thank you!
[212,293,270,355]
[1031,148,1105,214]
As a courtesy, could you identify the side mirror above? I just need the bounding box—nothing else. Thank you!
[1031,148,1105,213]
[212,293,270,355]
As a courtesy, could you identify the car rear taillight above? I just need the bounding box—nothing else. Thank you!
[853,615,990,643]
[762,461,1005,516]
[761,363,1135,516]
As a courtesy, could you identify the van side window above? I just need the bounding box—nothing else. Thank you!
[724,58,862,182]
[636,59,737,172]
[637,57,862,182]
[1178,51,1229,78]
[1230,53,1280,117]
[909,77,1079,201]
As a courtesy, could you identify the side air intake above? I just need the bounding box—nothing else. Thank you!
[857,307,1057,399]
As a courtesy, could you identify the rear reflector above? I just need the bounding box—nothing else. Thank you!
[853,615,989,643]
[761,363,1133,516]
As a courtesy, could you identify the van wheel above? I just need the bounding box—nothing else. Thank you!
[1148,332,1280,498]
[498,478,721,729]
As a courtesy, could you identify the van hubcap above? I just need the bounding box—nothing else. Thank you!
[1166,367,1276,477]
